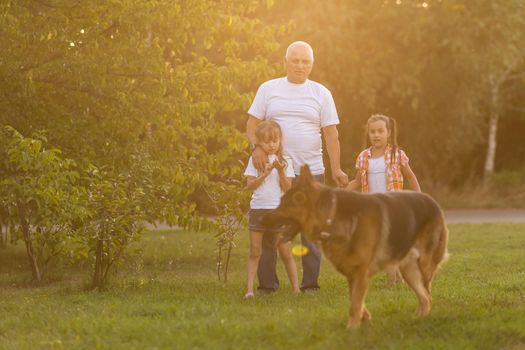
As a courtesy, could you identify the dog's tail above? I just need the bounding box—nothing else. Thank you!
[419,210,449,295]
[432,211,449,267]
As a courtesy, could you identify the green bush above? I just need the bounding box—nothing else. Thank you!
[0,125,88,282]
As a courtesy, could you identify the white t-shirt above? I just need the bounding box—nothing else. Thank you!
[248,77,339,175]
[367,156,388,193]
[244,154,295,209]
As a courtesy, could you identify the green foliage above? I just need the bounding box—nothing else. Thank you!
[0,0,284,285]
[0,125,87,281]
[82,167,148,288]
[204,181,250,281]
[0,0,283,220]
[0,124,201,287]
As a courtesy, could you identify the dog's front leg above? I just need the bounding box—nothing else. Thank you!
[346,266,369,329]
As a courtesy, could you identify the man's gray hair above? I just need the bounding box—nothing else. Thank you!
[285,41,314,62]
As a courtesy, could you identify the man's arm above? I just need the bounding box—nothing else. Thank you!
[246,115,261,146]
[322,125,349,187]
[246,115,266,172]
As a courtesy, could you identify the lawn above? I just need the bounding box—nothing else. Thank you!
[1,224,525,349]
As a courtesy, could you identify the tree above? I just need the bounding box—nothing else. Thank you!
[1,0,284,284]
[84,167,148,288]
[0,126,87,282]
[464,2,525,181]
[0,0,282,210]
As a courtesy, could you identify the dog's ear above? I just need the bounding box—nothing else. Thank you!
[297,165,314,188]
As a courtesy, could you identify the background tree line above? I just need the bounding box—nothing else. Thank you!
[265,0,525,192]
[1,0,524,285]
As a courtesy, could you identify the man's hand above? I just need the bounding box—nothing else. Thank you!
[332,168,349,188]
[252,146,267,172]
[322,125,348,188]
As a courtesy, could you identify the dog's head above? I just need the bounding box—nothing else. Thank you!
[262,165,336,242]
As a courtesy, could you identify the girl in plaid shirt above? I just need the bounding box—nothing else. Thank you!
[346,114,420,193]
[346,114,421,284]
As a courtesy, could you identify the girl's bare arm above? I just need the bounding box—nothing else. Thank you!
[245,164,272,191]
[401,164,421,192]
[273,159,292,192]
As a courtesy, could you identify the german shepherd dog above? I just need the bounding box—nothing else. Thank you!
[263,166,448,329]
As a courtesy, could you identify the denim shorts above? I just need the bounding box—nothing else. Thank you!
[248,209,283,234]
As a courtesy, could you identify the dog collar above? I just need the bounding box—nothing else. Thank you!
[325,192,337,227]
[320,192,338,240]
[320,231,331,240]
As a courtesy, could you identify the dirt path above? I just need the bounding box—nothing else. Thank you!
[145,209,525,230]
[444,209,525,224]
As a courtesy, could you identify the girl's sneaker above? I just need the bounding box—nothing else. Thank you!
[244,292,255,299]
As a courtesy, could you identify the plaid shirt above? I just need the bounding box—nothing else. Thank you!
[355,145,409,193]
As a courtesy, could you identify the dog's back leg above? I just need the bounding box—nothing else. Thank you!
[399,252,431,316]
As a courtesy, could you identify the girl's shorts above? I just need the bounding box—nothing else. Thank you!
[248,209,283,234]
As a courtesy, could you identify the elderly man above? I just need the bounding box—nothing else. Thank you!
[246,41,348,293]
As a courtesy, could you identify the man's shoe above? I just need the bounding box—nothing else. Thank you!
[300,286,320,293]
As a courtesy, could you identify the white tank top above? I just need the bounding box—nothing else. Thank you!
[367,156,387,193]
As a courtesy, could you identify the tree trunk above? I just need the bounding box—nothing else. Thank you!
[483,84,499,184]
[0,220,7,248]
[217,245,222,281]
[17,201,42,282]
[223,241,233,282]
[92,239,104,289]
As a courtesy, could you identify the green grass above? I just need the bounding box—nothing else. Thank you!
[1,224,525,349]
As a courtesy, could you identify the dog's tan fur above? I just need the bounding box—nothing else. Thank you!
[263,166,448,329]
